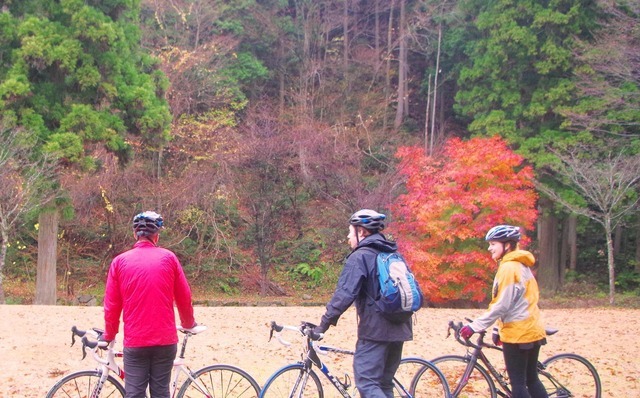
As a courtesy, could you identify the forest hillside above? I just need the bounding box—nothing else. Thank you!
[0,0,639,306]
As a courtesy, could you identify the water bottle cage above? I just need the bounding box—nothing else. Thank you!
[342,373,351,389]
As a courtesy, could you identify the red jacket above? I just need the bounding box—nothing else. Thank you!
[103,240,195,347]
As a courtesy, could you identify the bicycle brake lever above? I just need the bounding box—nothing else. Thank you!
[268,321,277,342]
[81,340,88,360]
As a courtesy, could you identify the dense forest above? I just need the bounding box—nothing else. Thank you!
[0,0,639,306]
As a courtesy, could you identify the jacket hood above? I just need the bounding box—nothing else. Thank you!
[357,232,397,253]
[502,249,535,267]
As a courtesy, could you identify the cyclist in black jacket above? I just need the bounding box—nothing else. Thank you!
[315,209,413,398]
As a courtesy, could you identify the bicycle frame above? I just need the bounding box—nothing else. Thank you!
[72,330,125,398]
[168,328,213,398]
[311,344,353,397]
[71,325,212,398]
[455,338,511,397]
[443,320,596,398]
[269,322,415,398]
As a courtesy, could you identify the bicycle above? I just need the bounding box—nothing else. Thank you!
[46,325,261,398]
[429,320,601,398]
[260,320,451,398]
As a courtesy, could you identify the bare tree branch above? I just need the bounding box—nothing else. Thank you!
[0,122,59,303]
[537,140,640,304]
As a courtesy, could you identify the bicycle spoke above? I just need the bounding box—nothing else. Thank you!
[46,371,125,398]
[395,358,449,397]
[178,365,260,398]
[541,354,601,398]
[261,365,323,398]
[432,355,497,397]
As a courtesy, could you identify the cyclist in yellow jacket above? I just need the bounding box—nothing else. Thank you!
[460,225,548,398]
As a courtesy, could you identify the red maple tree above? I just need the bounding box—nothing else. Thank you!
[392,136,538,303]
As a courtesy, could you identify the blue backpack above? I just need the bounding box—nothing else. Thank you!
[365,249,424,323]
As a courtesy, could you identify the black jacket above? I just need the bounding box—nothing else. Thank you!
[319,233,413,342]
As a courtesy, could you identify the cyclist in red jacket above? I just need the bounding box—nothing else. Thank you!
[103,211,196,398]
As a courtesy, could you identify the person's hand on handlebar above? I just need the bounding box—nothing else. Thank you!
[310,325,324,341]
[492,328,502,346]
[98,334,113,344]
[460,325,475,340]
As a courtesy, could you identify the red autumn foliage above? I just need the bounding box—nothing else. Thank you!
[392,136,538,303]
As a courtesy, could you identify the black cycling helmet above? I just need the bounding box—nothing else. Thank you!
[133,211,164,236]
[485,225,521,242]
[349,209,386,231]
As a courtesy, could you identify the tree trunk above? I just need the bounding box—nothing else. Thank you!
[567,214,577,271]
[343,0,349,75]
[559,216,569,282]
[430,23,442,147]
[35,209,59,305]
[536,201,561,293]
[636,216,640,273]
[613,223,622,257]
[0,224,8,304]
[383,0,395,131]
[604,217,616,305]
[394,0,406,130]
[374,0,380,56]
[424,74,431,155]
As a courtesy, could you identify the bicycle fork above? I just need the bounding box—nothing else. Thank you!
[89,369,112,398]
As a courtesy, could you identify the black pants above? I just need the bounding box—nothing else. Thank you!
[123,344,177,398]
[353,339,404,398]
[502,342,548,398]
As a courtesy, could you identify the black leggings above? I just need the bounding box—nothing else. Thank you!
[502,342,548,398]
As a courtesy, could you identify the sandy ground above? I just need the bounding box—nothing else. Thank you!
[0,305,637,397]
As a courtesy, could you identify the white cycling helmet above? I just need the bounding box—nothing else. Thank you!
[485,225,521,242]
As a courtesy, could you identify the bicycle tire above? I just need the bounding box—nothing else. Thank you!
[177,364,261,398]
[260,363,324,398]
[540,353,602,398]
[396,357,450,397]
[45,370,125,398]
[432,355,497,398]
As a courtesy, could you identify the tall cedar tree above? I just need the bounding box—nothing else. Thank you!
[393,136,537,303]
[0,0,172,303]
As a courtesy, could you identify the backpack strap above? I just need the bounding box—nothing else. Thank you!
[356,246,383,301]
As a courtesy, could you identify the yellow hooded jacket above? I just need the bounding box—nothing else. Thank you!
[469,250,546,344]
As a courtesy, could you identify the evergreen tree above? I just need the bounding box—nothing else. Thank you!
[0,0,171,304]
[453,0,598,163]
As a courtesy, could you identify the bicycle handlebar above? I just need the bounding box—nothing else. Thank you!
[447,320,496,351]
[268,321,324,346]
[447,319,560,351]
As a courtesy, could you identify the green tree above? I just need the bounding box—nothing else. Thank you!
[448,0,599,291]
[453,0,597,161]
[1,0,172,304]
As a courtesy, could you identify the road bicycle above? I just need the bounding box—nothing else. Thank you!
[429,320,601,398]
[46,325,261,398]
[260,320,451,398]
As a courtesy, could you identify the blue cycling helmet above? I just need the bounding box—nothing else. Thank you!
[349,209,386,231]
[133,211,164,235]
[485,225,521,242]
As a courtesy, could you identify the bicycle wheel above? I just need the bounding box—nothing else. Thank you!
[540,353,602,398]
[45,370,125,398]
[432,355,497,398]
[260,363,323,398]
[178,364,261,398]
[394,357,450,397]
